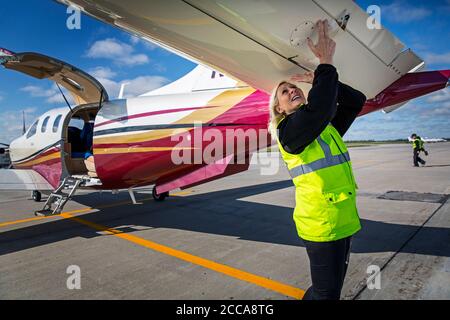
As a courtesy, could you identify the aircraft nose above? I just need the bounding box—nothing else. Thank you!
[8,139,19,161]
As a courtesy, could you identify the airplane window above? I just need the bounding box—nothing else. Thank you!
[53,114,62,133]
[26,120,38,139]
[41,116,50,133]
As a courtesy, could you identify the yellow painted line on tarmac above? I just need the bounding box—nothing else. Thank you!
[0,216,56,227]
[0,189,192,228]
[170,190,193,196]
[0,197,153,228]
[60,211,305,300]
[0,207,93,228]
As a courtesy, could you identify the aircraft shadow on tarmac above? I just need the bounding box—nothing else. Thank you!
[1,179,449,258]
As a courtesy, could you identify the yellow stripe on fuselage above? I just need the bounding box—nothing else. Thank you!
[14,151,60,167]
[93,146,197,155]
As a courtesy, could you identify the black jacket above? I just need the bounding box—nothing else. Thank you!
[278,64,366,154]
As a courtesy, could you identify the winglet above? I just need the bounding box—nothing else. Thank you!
[0,47,15,56]
[0,48,17,64]
[361,69,450,116]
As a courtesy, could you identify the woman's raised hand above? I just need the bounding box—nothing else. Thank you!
[290,71,314,84]
[307,19,336,65]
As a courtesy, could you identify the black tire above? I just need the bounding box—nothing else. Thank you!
[32,190,42,202]
[152,187,168,202]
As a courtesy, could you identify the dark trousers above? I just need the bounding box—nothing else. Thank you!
[413,149,425,166]
[302,236,352,300]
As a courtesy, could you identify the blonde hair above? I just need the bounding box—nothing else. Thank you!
[268,80,289,138]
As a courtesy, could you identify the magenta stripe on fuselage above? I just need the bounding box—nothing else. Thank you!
[94,105,219,128]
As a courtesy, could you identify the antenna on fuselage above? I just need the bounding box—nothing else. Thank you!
[55,82,73,113]
[118,82,129,99]
[22,110,26,135]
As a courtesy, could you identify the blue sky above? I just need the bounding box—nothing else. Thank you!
[0,0,449,143]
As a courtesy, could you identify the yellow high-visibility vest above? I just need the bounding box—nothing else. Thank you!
[276,119,361,241]
[412,138,423,149]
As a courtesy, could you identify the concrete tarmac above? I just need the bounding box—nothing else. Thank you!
[0,142,449,300]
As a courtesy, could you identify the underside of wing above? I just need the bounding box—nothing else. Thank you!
[56,0,424,99]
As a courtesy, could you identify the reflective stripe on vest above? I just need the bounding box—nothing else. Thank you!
[288,136,350,179]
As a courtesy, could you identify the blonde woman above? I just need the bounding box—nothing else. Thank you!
[270,20,366,300]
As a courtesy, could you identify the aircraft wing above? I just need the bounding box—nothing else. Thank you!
[0,169,53,191]
[56,0,425,100]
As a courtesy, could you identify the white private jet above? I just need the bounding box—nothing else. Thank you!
[0,0,449,216]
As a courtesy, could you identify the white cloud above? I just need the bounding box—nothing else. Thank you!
[23,107,38,114]
[95,74,168,98]
[426,89,450,103]
[423,52,450,65]
[86,63,168,98]
[122,76,168,97]
[87,38,131,57]
[86,38,149,66]
[428,104,450,116]
[381,1,431,23]
[21,85,55,98]
[129,35,159,51]
[129,35,140,45]
[20,67,168,106]
[46,93,68,104]
[0,108,40,144]
[88,66,117,79]
[21,83,75,105]
[125,54,149,66]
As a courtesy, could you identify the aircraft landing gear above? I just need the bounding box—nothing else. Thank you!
[152,186,168,202]
[32,190,42,202]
